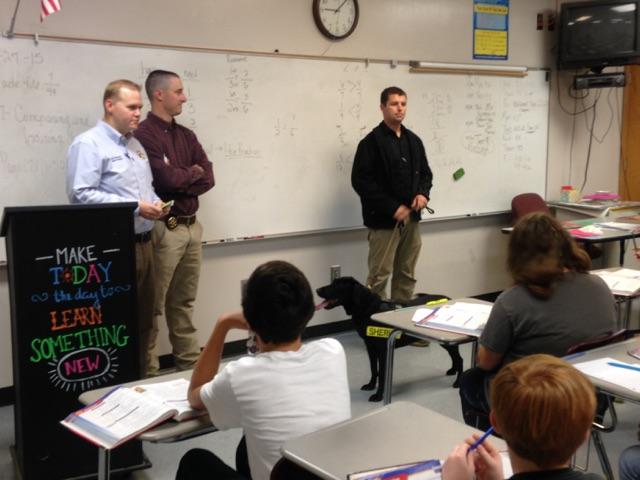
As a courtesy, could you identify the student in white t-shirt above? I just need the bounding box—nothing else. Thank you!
[177,260,351,480]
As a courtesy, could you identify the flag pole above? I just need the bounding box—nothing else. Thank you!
[4,0,22,38]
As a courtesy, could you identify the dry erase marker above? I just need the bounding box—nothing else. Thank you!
[468,426,494,454]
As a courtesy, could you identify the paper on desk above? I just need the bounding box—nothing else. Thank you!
[591,269,640,295]
[569,225,603,238]
[610,268,640,278]
[597,222,640,231]
[136,378,193,418]
[500,452,514,478]
[573,357,640,393]
[349,453,512,480]
[411,308,436,323]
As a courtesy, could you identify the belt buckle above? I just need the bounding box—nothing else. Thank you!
[166,216,178,230]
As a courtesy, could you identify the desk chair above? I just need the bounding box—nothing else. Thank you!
[566,329,636,480]
[511,192,602,259]
[511,192,550,223]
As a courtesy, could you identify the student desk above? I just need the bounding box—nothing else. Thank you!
[371,298,491,405]
[564,218,640,267]
[566,336,640,479]
[591,268,640,330]
[79,370,217,480]
[502,218,640,267]
[566,337,640,403]
[281,401,507,480]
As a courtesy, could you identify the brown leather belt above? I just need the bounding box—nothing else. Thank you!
[165,215,196,230]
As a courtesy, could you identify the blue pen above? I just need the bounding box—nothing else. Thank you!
[468,426,494,453]
[607,361,640,373]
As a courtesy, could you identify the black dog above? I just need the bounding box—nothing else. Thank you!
[317,277,463,402]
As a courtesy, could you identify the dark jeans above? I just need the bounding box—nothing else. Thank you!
[175,436,322,480]
[458,367,493,431]
[176,437,250,480]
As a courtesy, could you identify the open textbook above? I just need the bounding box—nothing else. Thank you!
[412,302,492,337]
[61,378,204,449]
[590,268,640,296]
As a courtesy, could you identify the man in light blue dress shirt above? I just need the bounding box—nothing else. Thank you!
[67,79,167,377]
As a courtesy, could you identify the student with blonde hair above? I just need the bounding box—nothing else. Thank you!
[458,212,616,429]
[444,354,603,479]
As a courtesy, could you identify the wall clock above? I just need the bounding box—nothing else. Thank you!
[312,0,359,40]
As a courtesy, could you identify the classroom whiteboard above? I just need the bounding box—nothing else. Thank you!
[0,36,548,247]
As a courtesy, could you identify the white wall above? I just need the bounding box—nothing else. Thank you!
[0,0,623,389]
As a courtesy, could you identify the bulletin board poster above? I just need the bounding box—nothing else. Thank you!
[473,0,509,60]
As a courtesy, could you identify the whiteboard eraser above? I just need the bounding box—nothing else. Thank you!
[453,168,465,181]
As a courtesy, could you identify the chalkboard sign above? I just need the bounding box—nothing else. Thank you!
[0,36,548,249]
[1,203,145,479]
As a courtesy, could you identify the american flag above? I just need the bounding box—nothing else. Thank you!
[40,0,61,22]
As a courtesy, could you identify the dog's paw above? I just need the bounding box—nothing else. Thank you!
[445,366,457,376]
[368,392,383,402]
[360,382,376,391]
[452,376,461,389]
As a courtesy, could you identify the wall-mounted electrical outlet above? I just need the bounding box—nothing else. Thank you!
[330,265,341,282]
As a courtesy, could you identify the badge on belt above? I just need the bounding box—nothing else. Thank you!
[166,216,178,230]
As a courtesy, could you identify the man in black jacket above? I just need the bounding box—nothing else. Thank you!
[351,86,433,303]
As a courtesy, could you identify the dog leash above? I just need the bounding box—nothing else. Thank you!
[366,220,403,291]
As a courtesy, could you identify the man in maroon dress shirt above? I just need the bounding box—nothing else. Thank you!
[135,70,215,376]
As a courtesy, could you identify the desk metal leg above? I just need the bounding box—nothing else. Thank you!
[592,430,614,480]
[471,340,478,368]
[98,447,111,480]
[383,330,400,405]
[619,239,626,267]
[614,296,633,330]
[625,298,632,330]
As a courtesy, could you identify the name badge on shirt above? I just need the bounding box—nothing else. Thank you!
[136,149,147,160]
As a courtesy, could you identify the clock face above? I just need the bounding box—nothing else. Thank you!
[313,0,359,40]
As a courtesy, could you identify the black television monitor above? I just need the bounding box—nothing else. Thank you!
[558,0,640,71]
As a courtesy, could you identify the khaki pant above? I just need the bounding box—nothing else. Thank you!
[366,220,422,303]
[148,220,203,375]
[135,239,156,377]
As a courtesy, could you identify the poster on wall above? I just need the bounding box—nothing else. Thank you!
[473,0,509,60]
